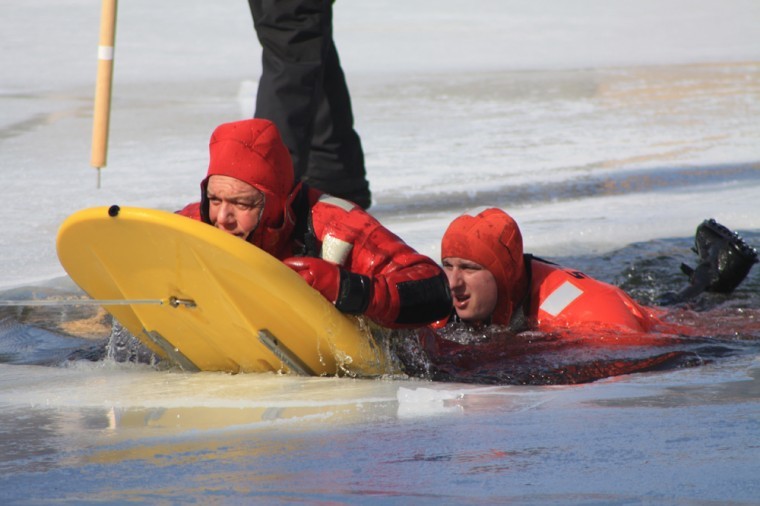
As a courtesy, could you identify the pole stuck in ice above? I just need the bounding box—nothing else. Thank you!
[90,0,118,189]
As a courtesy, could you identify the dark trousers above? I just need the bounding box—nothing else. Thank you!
[248,0,371,208]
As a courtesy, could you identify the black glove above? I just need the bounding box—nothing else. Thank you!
[679,219,758,295]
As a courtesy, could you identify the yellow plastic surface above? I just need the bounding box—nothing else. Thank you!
[56,206,390,376]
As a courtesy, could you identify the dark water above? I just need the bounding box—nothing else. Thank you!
[1,231,758,386]
[370,164,760,217]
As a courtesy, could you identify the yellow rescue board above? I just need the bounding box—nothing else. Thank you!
[56,206,391,376]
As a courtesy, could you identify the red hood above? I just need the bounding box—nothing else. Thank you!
[199,119,296,256]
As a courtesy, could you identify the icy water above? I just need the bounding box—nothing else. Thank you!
[1,234,758,504]
[2,0,760,504]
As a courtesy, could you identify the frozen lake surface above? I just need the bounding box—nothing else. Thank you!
[1,0,759,503]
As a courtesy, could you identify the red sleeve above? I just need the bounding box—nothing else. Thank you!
[176,202,202,220]
[310,198,451,328]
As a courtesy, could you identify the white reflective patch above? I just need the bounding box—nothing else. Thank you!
[321,234,353,266]
[539,281,583,317]
[318,195,355,213]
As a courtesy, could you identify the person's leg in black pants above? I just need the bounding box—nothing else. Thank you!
[249,0,371,208]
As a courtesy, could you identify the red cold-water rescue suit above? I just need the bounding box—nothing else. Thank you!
[438,208,662,334]
[177,119,451,329]
[406,208,689,384]
[406,208,756,384]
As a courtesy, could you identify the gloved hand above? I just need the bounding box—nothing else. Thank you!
[681,219,758,293]
[283,257,372,314]
[662,219,758,305]
[283,257,341,303]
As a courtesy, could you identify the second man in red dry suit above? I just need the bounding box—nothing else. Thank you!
[437,207,756,334]
[404,207,757,384]
[439,208,660,333]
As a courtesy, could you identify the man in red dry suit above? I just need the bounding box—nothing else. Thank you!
[436,207,756,333]
[178,118,452,329]
[401,207,757,384]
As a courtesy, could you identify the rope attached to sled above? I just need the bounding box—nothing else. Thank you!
[0,297,196,308]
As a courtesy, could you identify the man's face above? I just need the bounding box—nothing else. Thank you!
[207,175,266,239]
[442,257,498,324]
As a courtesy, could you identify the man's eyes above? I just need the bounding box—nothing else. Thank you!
[443,263,480,272]
[207,197,260,210]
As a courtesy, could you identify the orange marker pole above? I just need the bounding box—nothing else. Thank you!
[90,0,118,189]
